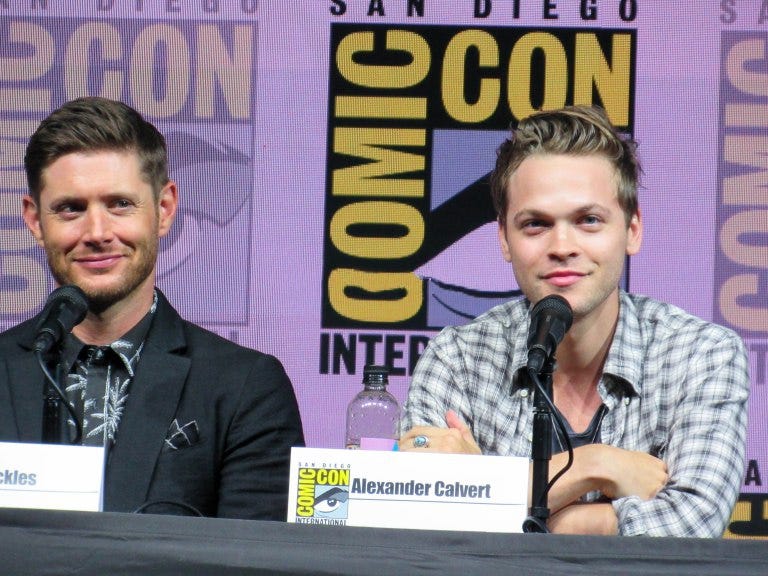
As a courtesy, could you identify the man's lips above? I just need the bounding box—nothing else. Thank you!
[543,270,585,287]
[75,255,123,269]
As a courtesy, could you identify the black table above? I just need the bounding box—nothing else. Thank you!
[0,508,765,575]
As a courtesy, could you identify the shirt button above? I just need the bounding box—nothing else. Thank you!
[520,389,529,398]
[623,397,630,406]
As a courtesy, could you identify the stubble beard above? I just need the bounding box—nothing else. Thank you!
[46,237,159,315]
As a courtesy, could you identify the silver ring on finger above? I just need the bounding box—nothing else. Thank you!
[413,435,429,448]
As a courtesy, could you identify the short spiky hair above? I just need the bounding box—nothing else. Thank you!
[489,106,640,225]
[25,97,168,202]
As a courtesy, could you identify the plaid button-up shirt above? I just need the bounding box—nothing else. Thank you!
[402,290,750,537]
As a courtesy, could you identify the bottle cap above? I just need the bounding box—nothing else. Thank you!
[362,364,389,385]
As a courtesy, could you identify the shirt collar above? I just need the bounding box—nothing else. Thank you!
[60,290,158,375]
[508,290,642,397]
[601,290,643,396]
[506,298,533,394]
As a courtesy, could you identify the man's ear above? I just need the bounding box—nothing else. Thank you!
[498,219,513,263]
[626,209,642,256]
[157,181,178,238]
[22,195,45,247]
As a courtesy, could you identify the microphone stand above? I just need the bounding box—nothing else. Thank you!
[522,354,555,533]
[42,384,62,443]
[41,356,65,444]
[37,350,81,445]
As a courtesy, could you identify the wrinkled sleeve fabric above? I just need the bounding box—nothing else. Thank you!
[401,326,475,434]
[400,309,519,453]
[614,328,749,537]
[400,328,469,434]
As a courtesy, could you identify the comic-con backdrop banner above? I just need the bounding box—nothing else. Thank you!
[0,2,765,537]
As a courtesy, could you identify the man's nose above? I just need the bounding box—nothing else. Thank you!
[548,223,578,259]
[82,207,114,244]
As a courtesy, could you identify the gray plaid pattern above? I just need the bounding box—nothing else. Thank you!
[402,290,749,537]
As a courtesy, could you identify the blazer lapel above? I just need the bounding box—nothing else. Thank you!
[103,294,191,513]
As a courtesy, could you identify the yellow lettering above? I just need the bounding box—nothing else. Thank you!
[336,30,430,89]
[332,128,425,197]
[330,201,424,259]
[317,469,348,485]
[328,269,421,322]
[296,470,316,517]
[298,468,316,479]
[335,96,427,119]
[574,33,631,126]
[508,32,568,120]
[442,30,500,123]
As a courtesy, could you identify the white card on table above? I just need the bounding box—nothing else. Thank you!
[287,447,529,533]
[0,441,104,512]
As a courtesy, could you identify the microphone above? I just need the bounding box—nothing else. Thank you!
[33,285,89,354]
[526,295,573,374]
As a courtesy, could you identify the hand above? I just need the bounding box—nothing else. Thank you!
[398,410,482,454]
[581,444,668,500]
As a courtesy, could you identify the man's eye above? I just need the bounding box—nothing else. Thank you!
[55,204,80,214]
[522,220,547,231]
[580,215,602,225]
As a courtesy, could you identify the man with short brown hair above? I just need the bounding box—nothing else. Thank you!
[401,106,749,537]
[0,97,305,520]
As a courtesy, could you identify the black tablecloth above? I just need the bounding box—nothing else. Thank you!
[0,508,765,575]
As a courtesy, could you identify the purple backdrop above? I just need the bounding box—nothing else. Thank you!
[0,1,765,537]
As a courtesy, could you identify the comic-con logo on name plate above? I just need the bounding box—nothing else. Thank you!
[295,467,351,525]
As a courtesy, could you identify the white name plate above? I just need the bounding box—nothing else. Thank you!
[287,447,529,532]
[0,442,105,512]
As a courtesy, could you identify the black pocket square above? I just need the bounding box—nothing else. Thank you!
[165,419,200,451]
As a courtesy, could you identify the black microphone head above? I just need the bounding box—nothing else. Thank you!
[526,295,573,373]
[530,294,573,336]
[48,284,90,319]
[33,285,90,353]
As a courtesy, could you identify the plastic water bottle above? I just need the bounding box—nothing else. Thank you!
[345,365,400,449]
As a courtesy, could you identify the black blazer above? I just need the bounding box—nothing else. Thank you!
[0,291,305,520]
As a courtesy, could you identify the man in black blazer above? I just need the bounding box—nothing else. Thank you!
[0,97,304,520]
